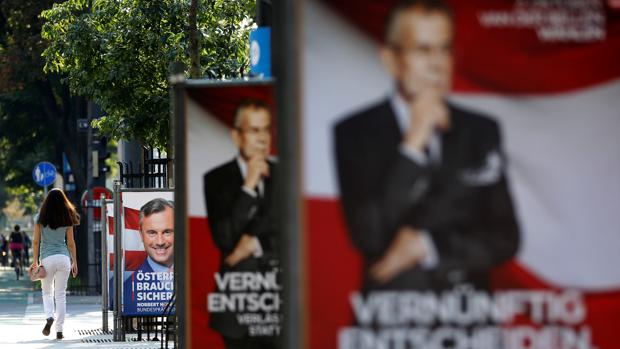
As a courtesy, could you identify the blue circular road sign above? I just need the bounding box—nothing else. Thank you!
[33,161,57,187]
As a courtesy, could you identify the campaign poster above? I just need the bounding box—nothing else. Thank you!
[106,191,175,316]
[302,1,620,349]
[183,81,281,348]
[107,200,113,311]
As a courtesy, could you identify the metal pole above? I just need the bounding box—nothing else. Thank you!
[87,191,96,290]
[113,180,125,341]
[100,194,109,333]
[170,62,186,349]
[44,185,48,197]
[86,101,96,290]
[274,0,302,347]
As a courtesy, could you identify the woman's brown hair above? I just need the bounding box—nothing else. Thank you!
[38,188,80,229]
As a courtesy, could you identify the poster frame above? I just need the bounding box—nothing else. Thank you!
[174,77,297,349]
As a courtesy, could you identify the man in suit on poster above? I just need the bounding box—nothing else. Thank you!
[123,198,175,315]
[334,0,520,293]
[204,99,279,349]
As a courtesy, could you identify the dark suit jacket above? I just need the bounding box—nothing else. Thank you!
[121,259,175,316]
[204,158,279,339]
[334,99,520,292]
[123,259,154,315]
[109,259,171,314]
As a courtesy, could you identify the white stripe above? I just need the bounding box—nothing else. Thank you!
[187,98,238,217]
[303,1,391,198]
[107,235,114,252]
[122,191,173,211]
[450,79,620,290]
[107,228,144,252]
[123,228,144,252]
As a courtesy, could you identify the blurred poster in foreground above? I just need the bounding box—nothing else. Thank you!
[182,81,281,348]
[302,0,620,348]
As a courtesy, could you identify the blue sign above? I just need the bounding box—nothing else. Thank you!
[123,267,175,316]
[77,118,90,132]
[249,27,271,78]
[62,153,71,174]
[33,162,57,187]
[62,153,75,192]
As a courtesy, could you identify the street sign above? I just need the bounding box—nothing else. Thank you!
[77,118,90,132]
[250,27,271,78]
[63,153,76,192]
[32,162,57,187]
[81,186,113,220]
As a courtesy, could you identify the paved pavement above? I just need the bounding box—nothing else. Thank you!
[0,266,168,348]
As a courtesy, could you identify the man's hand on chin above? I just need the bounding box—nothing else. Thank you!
[370,226,427,284]
[403,88,451,152]
[244,154,270,190]
[224,234,260,267]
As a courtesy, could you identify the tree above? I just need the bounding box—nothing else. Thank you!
[0,0,88,213]
[41,0,256,149]
[2,187,39,221]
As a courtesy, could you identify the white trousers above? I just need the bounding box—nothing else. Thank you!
[40,254,71,332]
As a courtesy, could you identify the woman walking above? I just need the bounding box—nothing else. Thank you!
[31,188,79,340]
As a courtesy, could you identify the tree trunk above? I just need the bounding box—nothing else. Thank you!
[37,80,88,195]
[189,0,200,78]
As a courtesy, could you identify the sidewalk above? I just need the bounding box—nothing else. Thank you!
[0,267,167,348]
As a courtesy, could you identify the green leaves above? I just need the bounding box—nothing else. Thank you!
[41,0,255,149]
[0,0,62,213]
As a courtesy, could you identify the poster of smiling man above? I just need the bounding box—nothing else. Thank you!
[106,191,175,316]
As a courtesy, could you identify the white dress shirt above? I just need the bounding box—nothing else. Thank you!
[236,156,264,257]
[389,93,440,268]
